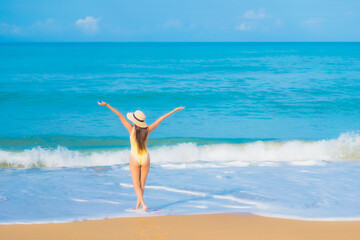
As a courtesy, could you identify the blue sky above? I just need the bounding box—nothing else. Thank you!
[0,0,359,42]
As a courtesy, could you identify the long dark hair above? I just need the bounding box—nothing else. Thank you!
[134,125,149,153]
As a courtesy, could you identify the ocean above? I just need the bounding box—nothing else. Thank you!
[0,42,360,223]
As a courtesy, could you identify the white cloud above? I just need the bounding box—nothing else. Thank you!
[0,23,23,36]
[160,19,182,29]
[302,17,323,25]
[243,8,269,20]
[0,19,62,37]
[235,22,252,31]
[300,18,324,30]
[31,19,62,34]
[236,8,274,31]
[75,16,100,35]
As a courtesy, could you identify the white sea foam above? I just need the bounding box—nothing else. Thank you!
[193,205,208,209]
[222,205,251,209]
[71,199,122,204]
[71,198,88,202]
[251,212,360,222]
[213,195,257,205]
[120,183,264,208]
[120,183,207,197]
[1,132,359,168]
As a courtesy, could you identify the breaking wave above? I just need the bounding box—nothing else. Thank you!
[1,132,359,168]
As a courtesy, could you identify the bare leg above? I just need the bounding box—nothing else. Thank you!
[135,156,150,209]
[136,178,142,209]
[129,155,148,211]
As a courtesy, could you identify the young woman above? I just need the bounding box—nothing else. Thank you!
[98,101,184,211]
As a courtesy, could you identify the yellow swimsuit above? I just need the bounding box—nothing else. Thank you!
[130,127,149,165]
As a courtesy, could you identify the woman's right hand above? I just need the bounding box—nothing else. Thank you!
[98,101,108,106]
[174,106,185,112]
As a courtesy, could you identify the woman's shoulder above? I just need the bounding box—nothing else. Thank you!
[129,126,135,135]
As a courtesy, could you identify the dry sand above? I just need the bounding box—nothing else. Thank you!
[1,213,360,240]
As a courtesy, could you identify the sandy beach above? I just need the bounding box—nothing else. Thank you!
[1,213,360,240]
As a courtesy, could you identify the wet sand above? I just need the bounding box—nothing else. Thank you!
[1,213,360,240]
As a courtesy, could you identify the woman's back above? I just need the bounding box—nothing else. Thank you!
[130,127,148,165]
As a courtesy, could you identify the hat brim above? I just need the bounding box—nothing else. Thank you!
[127,112,148,128]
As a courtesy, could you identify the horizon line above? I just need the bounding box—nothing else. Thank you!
[0,41,359,44]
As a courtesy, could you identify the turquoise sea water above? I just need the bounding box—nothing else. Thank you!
[1,43,360,223]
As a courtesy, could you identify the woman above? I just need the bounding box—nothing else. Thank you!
[98,101,184,211]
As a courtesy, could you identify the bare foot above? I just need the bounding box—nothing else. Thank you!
[142,205,148,211]
[136,201,141,209]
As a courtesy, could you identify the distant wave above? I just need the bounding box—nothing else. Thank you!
[0,132,359,168]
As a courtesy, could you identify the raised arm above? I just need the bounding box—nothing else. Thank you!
[148,106,185,133]
[98,101,133,133]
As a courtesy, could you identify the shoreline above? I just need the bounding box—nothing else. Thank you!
[1,213,360,240]
[2,211,360,225]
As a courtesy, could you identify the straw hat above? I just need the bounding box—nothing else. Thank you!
[127,110,148,128]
